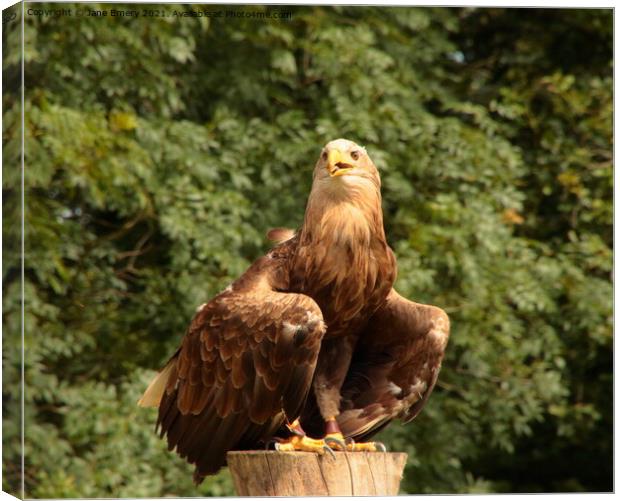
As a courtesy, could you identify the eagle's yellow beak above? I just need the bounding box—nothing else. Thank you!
[326,149,354,177]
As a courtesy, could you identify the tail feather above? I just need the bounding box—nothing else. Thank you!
[138,361,176,408]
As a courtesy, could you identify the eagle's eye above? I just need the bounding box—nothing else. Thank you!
[351,150,360,161]
[321,151,328,161]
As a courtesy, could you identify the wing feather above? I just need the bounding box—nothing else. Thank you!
[151,253,326,481]
[336,289,450,441]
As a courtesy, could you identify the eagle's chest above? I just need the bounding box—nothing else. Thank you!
[291,237,395,338]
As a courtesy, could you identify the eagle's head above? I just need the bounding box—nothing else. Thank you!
[304,139,384,242]
[313,138,380,190]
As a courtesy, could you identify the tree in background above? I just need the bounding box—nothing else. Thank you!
[2,4,612,496]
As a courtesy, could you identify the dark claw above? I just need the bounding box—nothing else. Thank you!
[324,436,346,450]
[265,439,279,450]
[374,442,387,452]
[322,445,336,459]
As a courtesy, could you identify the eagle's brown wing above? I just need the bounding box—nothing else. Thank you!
[336,289,450,441]
[154,254,326,482]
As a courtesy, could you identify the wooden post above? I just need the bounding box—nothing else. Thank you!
[227,451,407,496]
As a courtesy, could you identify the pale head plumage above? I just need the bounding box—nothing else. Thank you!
[312,138,380,190]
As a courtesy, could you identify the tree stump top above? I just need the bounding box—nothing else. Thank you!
[227,450,407,496]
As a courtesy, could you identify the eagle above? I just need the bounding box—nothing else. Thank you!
[139,139,450,483]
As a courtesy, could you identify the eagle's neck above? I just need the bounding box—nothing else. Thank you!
[300,177,385,252]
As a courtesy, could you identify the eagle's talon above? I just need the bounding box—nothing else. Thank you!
[265,439,278,450]
[324,436,346,451]
[286,419,306,437]
[322,445,336,459]
[375,441,387,452]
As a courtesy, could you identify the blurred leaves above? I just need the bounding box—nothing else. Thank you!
[2,4,611,497]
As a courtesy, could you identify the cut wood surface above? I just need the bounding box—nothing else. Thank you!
[227,451,407,496]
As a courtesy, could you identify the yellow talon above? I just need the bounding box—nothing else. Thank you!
[349,442,377,451]
[274,432,385,454]
[324,432,347,451]
[325,433,386,452]
[275,434,331,454]
[286,419,305,436]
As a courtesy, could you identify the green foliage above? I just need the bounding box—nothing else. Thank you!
[2,4,611,496]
